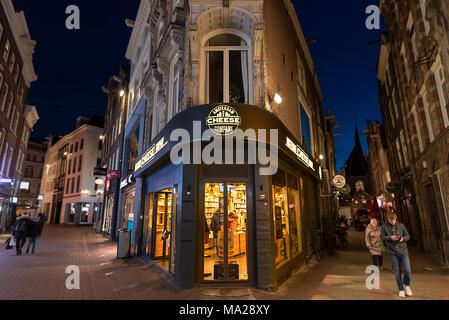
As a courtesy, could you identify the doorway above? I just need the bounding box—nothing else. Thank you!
[151,188,177,273]
[203,182,249,282]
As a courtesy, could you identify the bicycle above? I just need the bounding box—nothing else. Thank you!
[310,228,325,262]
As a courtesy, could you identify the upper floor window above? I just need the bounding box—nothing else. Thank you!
[300,102,312,154]
[3,40,10,62]
[13,64,20,83]
[0,23,3,42]
[75,142,79,152]
[80,138,84,150]
[8,53,15,73]
[0,82,9,113]
[168,59,180,122]
[205,33,250,104]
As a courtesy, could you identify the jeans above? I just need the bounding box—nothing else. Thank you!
[15,233,27,254]
[372,255,383,267]
[27,237,38,252]
[389,254,411,291]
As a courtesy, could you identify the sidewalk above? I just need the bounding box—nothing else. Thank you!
[0,225,448,300]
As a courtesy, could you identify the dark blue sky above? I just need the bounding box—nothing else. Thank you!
[14,0,385,172]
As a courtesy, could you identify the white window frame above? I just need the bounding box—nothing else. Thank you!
[411,105,424,153]
[435,168,449,232]
[433,64,449,128]
[421,87,434,142]
[200,30,253,105]
[419,0,430,35]
[1,82,8,113]
[167,55,180,122]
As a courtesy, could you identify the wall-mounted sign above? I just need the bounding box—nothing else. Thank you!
[107,170,121,179]
[120,174,134,189]
[11,197,18,203]
[206,105,241,136]
[0,177,13,184]
[332,175,346,189]
[285,137,315,171]
[95,178,105,185]
[37,194,44,200]
[135,137,168,172]
[94,168,108,176]
[19,181,30,190]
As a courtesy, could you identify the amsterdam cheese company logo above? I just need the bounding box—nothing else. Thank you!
[206,105,241,135]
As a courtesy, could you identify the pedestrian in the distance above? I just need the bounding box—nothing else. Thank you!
[26,219,40,253]
[381,212,412,298]
[12,212,32,255]
[36,213,47,236]
[365,218,383,270]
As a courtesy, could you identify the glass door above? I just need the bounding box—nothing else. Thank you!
[203,182,248,282]
[152,188,172,272]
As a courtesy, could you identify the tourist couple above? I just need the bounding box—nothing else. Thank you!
[10,212,46,255]
[365,212,412,298]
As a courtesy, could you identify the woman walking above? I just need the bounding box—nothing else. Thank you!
[365,218,383,270]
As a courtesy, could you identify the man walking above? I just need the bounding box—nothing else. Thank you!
[12,212,32,255]
[381,212,412,297]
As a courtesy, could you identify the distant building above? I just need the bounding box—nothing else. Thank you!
[96,65,129,238]
[343,126,371,196]
[364,120,393,222]
[0,0,38,232]
[39,116,104,225]
[17,138,48,216]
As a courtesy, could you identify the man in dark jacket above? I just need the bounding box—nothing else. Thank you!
[12,212,32,255]
[36,213,47,236]
[381,212,412,298]
[26,219,40,253]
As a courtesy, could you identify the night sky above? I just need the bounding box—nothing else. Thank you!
[13,0,385,172]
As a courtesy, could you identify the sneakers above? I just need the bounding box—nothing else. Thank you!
[399,290,406,298]
[405,286,413,297]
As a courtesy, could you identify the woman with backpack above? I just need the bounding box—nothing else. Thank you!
[12,212,32,255]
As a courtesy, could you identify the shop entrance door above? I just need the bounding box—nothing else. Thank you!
[152,188,172,271]
[203,183,248,282]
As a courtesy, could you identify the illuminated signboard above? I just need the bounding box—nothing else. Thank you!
[286,137,315,171]
[0,177,13,184]
[37,194,44,200]
[20,181,30,190]
[206,105,241,135]
[135,137,168,172]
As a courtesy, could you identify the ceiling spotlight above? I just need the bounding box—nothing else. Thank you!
[119,90,125,97]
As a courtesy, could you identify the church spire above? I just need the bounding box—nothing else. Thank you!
[355,125,363,153]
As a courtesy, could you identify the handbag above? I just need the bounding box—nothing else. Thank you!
[381,242,387,254]
[5,237,15,250]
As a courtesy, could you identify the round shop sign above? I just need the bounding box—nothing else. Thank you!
[332,175,346,189]
[206,105,241,136]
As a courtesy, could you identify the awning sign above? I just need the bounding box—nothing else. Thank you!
[135,137,167,172]
[285,137,315,171]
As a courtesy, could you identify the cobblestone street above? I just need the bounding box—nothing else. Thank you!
[1,225,448,300]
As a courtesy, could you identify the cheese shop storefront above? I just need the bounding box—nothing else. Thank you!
[132,104,321,290]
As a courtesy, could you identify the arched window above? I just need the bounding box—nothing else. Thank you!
[204,33,250,104]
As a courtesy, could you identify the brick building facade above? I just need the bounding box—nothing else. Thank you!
[0,0,38,232]
[379,0,449,262]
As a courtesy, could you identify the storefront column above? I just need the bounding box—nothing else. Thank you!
[176,164,196,289]
[132,178,143,255]
[254,164,274,289]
